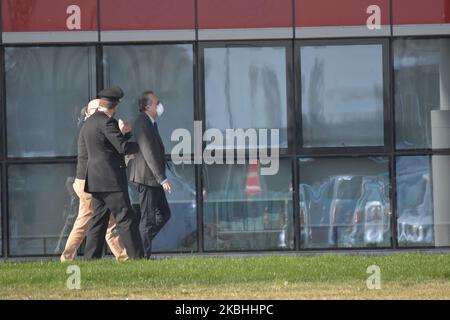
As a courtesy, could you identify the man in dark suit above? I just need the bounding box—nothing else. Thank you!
[80,86,144,259]
[129,91,172,259]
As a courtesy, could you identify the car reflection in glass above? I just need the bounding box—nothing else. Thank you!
[397,171,433,246]
[350,177,391,247]
[300,181,332,248]
[301,175,391,248]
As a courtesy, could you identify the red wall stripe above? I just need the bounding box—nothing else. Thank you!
[100,0,195,31]
[2,0,98,32]
[198,0,292,29]
[393,0,450,24]
[296,0,390,27]
[3,0,450,34]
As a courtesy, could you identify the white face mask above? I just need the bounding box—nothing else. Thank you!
[156,103,164,117]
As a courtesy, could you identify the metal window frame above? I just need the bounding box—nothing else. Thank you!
[391,34,450,153]
[197,40,298,253]
[294,37,397,251]
[294,37,392,155]
[0,15,450,257]
[1,43,96,258]
[296,154,393,251]
[0,40,201,258]
[101,40,197,159]
[389,35,450,251]
[198,40,296,157]
[200,156,297,254]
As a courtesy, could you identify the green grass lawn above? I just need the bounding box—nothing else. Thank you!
[1,254,450,299]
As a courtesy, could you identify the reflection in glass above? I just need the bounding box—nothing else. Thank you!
[396,156,450,247]
[129,163,197,252]
[203,160,293,251]
[301,44,384,147]
[5,47,96,157]
[204,46,288,148]
[8,164,76,255]
[394,39,450,149]
[103,45,194,152]
[299,157,391,248]
[396,156,433,246]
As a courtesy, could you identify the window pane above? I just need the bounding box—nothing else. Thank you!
[204,46,288,148]
[103,44,194,153]
[8,164,76,255]
[394,39,450,149]
[128,163,197,253]
[299,157,391,248]
[396,156,450,247]
[300,44,385,147]
[5,47,96,157]
[203,160,293,251]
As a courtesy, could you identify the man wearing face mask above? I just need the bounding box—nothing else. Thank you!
[129,91,172,259]
[80,86,144,259]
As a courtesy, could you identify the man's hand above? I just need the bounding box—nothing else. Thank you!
[119,119,132,134]
[162,181,172,194]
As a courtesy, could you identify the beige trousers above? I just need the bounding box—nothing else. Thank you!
[60,178,128,261]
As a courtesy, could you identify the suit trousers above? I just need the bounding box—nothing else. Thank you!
[60,178,128,261]
[136,184,171,258]
[84,190,144,259]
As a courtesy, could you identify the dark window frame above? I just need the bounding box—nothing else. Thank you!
[297,155,393,251]
[392,35,450,153]
[6,161,78,257]
[1,35,450,257]
[0,43,5,257]
[200,155,297,253]
[295,38,392,155]
[3,43,99,161]
[198,40,296,158]
[101,41,197,158]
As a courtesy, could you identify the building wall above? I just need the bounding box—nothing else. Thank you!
[0,0,450,257]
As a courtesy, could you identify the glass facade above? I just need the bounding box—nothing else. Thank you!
[103,44,195,153]
[396,156,450,247]
[299,157,391,249]
[203,44,290,149]
[155,163,197,252]
[203,160,293,251]
[394,38,450,150]
[128,163,197,253]
[0,23,449,257]
[8,164,77,255]
[5,46,96,158]
[300,43,385,148]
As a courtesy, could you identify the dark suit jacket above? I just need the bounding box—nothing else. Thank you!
[129,112,167,187]
[79,111,139,193]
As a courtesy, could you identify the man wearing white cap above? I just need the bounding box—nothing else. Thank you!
[60,99,128,261]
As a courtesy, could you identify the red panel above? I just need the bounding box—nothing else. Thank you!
[198,0,292,29]
[2,0,98,32]
[101,0,195,30]
[393,0,450,24]
[296,0,390,27]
